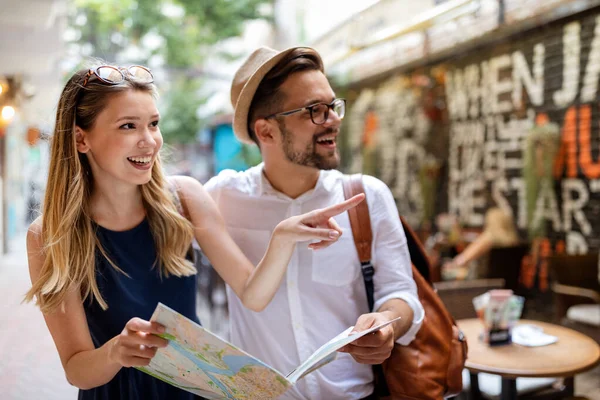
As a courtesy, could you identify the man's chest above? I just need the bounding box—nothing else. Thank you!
[216,190,352,230]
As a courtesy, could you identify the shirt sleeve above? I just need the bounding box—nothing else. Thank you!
[203,173,226,202]
[204,168,248,202]
[365,176,425,346]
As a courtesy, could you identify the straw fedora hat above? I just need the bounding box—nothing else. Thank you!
[230,46,319,144]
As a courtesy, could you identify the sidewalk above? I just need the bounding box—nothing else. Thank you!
[0,233,78,399]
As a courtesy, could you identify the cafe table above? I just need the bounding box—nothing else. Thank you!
[457,319,600,400]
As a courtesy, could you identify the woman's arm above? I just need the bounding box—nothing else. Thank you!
[173,176,363,312]
[451,231,494,268]
[27,219,168,389]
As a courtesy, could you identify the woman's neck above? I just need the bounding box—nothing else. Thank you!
[90,182,146,230]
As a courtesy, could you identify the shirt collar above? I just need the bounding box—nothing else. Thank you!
[254,163,340,200]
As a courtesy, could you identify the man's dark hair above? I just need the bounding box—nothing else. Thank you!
[247,48,324,146]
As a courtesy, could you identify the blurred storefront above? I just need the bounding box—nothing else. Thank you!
[0,0,66,254]
[209,116,262,175]
[317,0,600,260]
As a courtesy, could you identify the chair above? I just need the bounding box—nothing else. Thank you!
[487,243,531,295]
[548,253,600,343]
[434,278,505,320]
[486,243,550,320]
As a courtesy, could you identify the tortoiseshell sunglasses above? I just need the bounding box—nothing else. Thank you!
[83,65,153,86]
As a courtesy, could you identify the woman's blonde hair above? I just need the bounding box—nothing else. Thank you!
[25,64,196,313]
[484,207,519,247]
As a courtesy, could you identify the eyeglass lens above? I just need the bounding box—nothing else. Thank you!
[96,66,124,83]
[311,100,345,124]
[128,66,153,82]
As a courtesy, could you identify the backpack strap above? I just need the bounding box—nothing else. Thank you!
[342,174,375,312]
[341,173,390,397]
[343,175,468,399]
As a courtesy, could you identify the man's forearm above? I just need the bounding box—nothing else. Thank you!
[377,298,415,341]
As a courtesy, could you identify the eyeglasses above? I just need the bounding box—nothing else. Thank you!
[265,98,346,125]
[82,65,154,87]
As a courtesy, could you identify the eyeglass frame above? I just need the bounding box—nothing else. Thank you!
[82,65,154,87]
[264,98,346,125]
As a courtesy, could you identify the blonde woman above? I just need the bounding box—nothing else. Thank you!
[444,207,519,279]
[24,64,363,400]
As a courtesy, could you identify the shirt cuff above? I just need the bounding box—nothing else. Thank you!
[374,293,424,346]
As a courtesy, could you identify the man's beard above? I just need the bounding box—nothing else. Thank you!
[278,120,340,170]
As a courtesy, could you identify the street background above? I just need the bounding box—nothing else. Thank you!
[1,0,600,398]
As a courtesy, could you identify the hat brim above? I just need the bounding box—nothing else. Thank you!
[232,48,299,145]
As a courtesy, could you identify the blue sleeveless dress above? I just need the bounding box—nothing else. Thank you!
[79,219,203,400]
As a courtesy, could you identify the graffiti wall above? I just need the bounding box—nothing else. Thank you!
[344,9,600,253]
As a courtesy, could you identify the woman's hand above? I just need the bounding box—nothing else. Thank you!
[274,194,365,250]
[107,318,169,368]
[442,259,469,280]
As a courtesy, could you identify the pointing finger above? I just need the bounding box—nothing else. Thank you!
[317,194,365,219]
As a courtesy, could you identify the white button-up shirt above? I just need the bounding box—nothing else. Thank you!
[204,164,424,400]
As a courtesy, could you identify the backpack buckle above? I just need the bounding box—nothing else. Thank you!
[361,261,374,280]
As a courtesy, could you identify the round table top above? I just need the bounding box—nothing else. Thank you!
[457,319,600,378]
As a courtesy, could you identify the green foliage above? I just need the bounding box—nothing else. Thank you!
[418,157,441,224]
[238,143,263,167]
[69,0,272,143]
[71,0,271,67]
[522,123,560,239]
[159,78,206,144]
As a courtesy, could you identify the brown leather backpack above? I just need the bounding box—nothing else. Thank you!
[342,174,468,400]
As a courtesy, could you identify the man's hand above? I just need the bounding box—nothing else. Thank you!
[338,313,395,365]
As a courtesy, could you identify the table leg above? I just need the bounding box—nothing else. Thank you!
[500,378,517,400]
[468,372,482,400]
[562,376,575,397]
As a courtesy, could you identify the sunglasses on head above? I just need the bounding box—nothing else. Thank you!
[82,65,154,87]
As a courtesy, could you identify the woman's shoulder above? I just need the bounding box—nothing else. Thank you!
[167,175,203,193]
[166,175,216,219]
[167,176,209,214]
[27,216,44,249]
[26,216,46,278]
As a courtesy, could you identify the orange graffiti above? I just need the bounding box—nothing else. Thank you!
[520,238,560,291]
[538,239,551,292]
[555,240,566,254]
[553,104,600,178]
[520,254,535,289]
[578,104,600,178]
[553,106,578,178]
[536,113,550,125]
[362,110,378,148]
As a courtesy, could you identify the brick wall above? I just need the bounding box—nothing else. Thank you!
[342,9,600,254]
